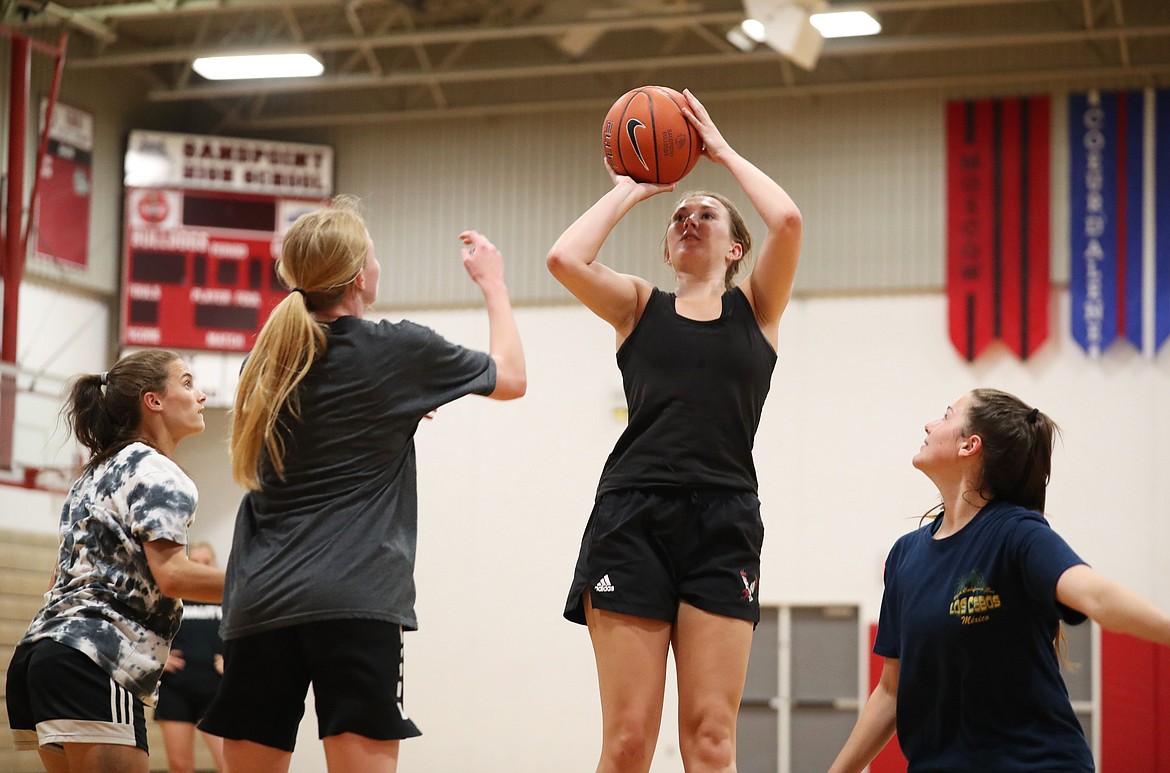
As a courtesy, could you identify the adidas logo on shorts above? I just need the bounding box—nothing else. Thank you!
[594,574,615,593]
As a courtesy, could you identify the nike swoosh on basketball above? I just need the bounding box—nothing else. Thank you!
[625,118,650,171]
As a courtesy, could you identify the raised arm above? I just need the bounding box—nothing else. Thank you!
[460,230,526,400]
[828,657,900,773]
[1056,564,1170,645]
[144,539,225,603]
[546,170,672,340]
[681,90,802,344]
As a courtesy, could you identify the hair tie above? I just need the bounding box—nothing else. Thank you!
[100,371,109,386]
[292,288,307,298]
[1026,407,1039,423]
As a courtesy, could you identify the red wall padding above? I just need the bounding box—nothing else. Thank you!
[868,623,908,773]
[1100,630,1170,772]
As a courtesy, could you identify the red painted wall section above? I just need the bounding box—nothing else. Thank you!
[1100,630,1170,772]
[868,623,908,773]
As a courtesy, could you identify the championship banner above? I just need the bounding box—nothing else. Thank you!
[34,101,93,267]
[946,97,1051,361]
[1068,89,1170,357]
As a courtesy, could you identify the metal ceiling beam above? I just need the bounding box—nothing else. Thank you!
[828,21,1170,55]
[60,0,1098,71]
[70,0,341,20]
[68,10,747,69]
[859,0,1065,10]
[37,1,116,43]
[227,61,1170,129]
[66,0,1062,20]
[146,49,763,101]
[143,23,1170,102]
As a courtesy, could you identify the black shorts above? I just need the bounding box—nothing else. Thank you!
[564,487,764,626]
[198,618,421,752]
[6,639,149,752]
[154,675,220,723]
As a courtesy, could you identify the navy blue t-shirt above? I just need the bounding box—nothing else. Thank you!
[874,500,1094,772]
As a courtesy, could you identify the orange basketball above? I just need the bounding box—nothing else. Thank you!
[602,86,701,185]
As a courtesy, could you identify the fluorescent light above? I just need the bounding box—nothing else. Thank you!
[192,53,324,81]
[743,0,825,70]
[727,18,768,51]
[741,18,768,43]
[726,26,756,51]
[809,10,881,38]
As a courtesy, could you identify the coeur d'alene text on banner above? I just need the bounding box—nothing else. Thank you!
[1068,89,1170,357]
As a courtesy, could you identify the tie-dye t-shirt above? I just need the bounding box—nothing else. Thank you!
[20,442,197,705]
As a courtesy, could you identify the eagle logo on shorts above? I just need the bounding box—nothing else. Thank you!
[740,570,757,603]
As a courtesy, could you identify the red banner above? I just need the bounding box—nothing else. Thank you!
[946,97,1050,361]
[34,101,93,267]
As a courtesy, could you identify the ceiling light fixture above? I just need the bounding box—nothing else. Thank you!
[741,0,825,70]
[741,18,768,43]
[726,24,757,52]
[192,53,324,81]
[810,10,881,38]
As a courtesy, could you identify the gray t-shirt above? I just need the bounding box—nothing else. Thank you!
[22,442,196,704]
[220,315,496,639]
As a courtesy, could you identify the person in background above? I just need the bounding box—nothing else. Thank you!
[830,388,1170,773]
[155,541,226,773]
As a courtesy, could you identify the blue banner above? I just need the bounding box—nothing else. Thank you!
[1069,89,1170,356]
[1069,91,1132,354]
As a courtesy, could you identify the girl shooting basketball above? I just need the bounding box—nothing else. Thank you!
[548,88,802,773]
[829,389,1170,772]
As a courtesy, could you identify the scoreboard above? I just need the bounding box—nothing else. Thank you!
[121,131,333,353]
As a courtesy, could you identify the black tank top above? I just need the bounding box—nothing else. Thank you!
[596,287,777,494]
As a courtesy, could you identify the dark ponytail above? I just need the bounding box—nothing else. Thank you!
[964,388,1059,512]
[65,349,180,468]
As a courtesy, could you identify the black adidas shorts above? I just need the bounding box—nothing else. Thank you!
[6,639,149,752]
[564,487,764,626]
[198,618,421,752]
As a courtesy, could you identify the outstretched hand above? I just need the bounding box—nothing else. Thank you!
[681,89,732,164]
[459,230,506,287]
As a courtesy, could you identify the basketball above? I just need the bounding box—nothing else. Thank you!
[602,86,701,185]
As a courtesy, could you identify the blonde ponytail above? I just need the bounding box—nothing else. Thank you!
[230,196,370,489]
[230,295,325,488]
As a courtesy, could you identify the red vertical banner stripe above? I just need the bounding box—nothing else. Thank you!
[947,97,1050,361]
[33,101,93,268]
[947,100,996,361]
[1023,98,1051,359]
